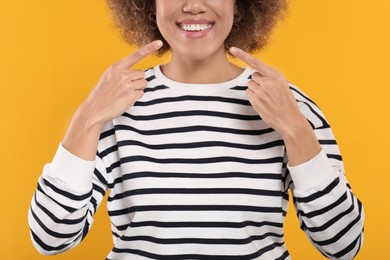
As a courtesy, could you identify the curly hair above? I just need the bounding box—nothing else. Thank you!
[106,0,288,55]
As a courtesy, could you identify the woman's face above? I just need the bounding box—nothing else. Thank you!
[155,0,235,61]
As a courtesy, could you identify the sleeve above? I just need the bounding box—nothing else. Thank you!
[283,85,365,259]
[28,143,108,255]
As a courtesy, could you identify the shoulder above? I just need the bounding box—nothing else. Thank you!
[288,82,330,129]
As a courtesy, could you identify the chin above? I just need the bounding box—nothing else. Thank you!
[175,45,224,61]
[185,52,213,61]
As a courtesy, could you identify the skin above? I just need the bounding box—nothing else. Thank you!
[62,41,164,160]
[63,0,321,167]
[156,0,242,84]
[230,47,321,166]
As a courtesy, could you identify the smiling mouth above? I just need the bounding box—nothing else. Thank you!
[176,22,214,32]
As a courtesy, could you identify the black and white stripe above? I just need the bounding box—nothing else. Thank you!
[29,65,364,259]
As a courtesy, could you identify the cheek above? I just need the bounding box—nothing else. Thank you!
[155,11,173,43]
[155,2,173,30]
[220,18,234,41]
[218,7,235,35]
[155,8,165,30]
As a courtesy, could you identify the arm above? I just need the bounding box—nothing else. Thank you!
[28,41,163,255]
[230,47,364,259]
[28,143,108,255]
[285,86,364,259]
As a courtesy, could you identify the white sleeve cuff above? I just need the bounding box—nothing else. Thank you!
[42,143,96,195]
[288,149,339,193]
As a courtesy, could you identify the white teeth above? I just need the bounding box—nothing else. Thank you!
[180,24,212,32]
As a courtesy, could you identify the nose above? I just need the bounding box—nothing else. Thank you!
[182,0,207,14]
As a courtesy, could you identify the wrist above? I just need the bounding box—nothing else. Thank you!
[281,115,322,167]
[62,103,104,161]
[76,101,105,133]
[278,113,310,140]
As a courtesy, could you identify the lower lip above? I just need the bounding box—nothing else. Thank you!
[178,25,213,39]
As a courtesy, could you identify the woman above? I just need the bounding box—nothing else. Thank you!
[28,0,364,259]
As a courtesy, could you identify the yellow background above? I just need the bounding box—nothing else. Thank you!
[1,0,388,259]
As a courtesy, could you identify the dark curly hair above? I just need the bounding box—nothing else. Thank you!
[106,0,288,55]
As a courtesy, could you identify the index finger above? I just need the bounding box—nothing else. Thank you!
[120,40,163,69]
[229,47,273,76]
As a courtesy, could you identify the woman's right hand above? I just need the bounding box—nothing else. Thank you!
[62,40,163,160]
[81,40,163,126]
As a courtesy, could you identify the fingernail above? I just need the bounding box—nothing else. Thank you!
[155,40,163,48]
[230,47,238,55]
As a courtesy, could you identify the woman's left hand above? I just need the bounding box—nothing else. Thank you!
[229,47,305,138]
[230,47,322,166]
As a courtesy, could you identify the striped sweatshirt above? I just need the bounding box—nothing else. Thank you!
[28,65,364,259]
